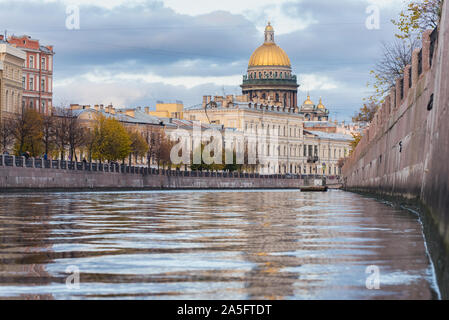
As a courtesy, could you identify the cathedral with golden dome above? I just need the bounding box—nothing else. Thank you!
[241,22,299,108]
[184,22,352,176]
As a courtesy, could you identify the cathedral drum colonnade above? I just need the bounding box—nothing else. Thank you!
[241,22,299,109]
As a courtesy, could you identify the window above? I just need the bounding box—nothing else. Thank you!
[22,76,26,89]
[41,57,46,70]
[41,79,45,92]
[29,56,34,68]
[29,77,34,90]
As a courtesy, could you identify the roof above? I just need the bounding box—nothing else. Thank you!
[303,121,337,128]
[54,107,163,126]
[304,130,353,142]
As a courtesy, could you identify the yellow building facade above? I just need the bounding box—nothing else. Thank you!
[149,101,184,119]
[0,41,26,122]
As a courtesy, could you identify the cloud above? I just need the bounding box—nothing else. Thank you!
[0,0,408,121]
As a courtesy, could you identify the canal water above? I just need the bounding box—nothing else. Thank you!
[0,190,440,300]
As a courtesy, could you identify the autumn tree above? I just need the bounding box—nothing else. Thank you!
[66,111,85,161]
[128,129,149,165]
[367,0,442,104]
[155,132,174,169]
[367,38,420,103]
[392,0,443,40]
[92,115,131,162]
[349,133,362,155]
[53,109,71,160]
[0,118,14,153]
[11,108,44,156]
[83,129,96,162]
[144,126,163,167]
[41,113,56,156]
[352,102,379,123]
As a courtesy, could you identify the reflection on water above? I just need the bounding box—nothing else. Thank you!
[0,190,439,300]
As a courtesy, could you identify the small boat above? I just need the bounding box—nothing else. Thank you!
[300,186,328,192]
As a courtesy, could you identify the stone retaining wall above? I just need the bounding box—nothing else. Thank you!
[342,1,449,248]
[0,166,304,190]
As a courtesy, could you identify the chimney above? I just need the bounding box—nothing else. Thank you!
[125,109,135,118]
[144,107,150,114]
[202,96,207,108]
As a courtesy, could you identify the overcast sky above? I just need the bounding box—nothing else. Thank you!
[0,0,406,121]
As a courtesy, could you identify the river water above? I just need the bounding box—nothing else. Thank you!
[0,190,440,300]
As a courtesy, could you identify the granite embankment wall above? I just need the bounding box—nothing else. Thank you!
[0,165,305,191]
[343,1,449,249]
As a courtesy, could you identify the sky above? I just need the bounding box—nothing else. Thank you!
[0,0,406,121]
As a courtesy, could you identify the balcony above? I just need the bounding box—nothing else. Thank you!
[307,155,319,163]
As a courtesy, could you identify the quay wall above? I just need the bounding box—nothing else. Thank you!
[342,2,449,251]
[0,166,305,190]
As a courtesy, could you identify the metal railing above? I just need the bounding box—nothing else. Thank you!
[0,155,314,180]
[0,156,343,182]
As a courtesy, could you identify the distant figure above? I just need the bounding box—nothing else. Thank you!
[23,151,30,160]
[43,153,48,161]
[2,150,9,155]
[82,158,87,165]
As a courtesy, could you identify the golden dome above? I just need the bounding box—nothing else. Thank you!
[248,22,291,67]
[317,98,325,109]
[303,95,314,105]
[248,43,291,67]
